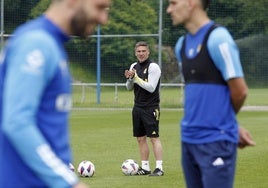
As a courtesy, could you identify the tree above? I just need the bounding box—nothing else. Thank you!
[236,0,268,36]
[29,0,50,19]
[237,35,268,87]
[83,0,158,82]
[2,0,266,84]
[3,0,39,33]
[208,0,244,38]
[27,0,158,82]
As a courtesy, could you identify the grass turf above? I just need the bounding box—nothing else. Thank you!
[69,110,267,188]
[72,87,268,108]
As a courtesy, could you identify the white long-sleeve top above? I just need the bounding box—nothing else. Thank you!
[126,62,161,93]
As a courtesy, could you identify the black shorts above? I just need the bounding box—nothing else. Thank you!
[132,106,160,137]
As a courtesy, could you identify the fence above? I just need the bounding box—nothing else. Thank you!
[72,82,184,108]
[1,0,267,104]
[71,83,268,109]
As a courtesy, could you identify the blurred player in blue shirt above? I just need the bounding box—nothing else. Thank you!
[167,0,255,188]
[0,0,111,187]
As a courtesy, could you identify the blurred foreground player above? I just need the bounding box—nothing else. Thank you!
[167,0,255,187]
[0,0,111,187]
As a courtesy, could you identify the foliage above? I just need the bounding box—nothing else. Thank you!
[162,1,186,47]
[208,0,243,38]
[236,0,268,35]
[163,0,268,43]
[100,0,158,82]
[1,0,267,84]
[29,0,51,18]
[31,0,159,82]
[3,0,39,32]
[237,35,268,87]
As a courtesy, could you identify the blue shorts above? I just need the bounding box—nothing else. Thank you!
[181,141,237,188]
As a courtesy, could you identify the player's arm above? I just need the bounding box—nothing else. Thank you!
[174,36,184,63]
[174,37,185,82]
[208,27,247,113]
[125,63,136,91]
[132,63,161,93]
[238,126,256,148]
[2,35,78,187]
[227,77,247,113]
[208,27,255,148]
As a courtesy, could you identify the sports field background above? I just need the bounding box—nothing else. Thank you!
[72,86,268,108]
[1,1,267,187]
[70,109,267,188]
[70,87,268,188]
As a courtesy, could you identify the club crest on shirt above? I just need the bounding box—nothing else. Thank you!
[143,68,147,74]
[23,49,44,75]
[188,48,194,57]
[56,94,72,112]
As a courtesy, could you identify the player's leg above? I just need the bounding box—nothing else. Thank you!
[137,136,151,172]
[132,107,151,175]
[144,107,164,176]
[137,136,149,161]
[151,137,163,162]
[181,142,203,188]
[150,137,163,173]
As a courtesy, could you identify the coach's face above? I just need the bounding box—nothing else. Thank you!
[135,46,150,63]
[71,0,111,37]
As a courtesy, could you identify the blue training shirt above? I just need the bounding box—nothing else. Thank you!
[0,15,78,187]
[175,21,244,144]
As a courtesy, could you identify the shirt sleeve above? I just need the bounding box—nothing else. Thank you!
[175,36,184,63]
[174,37,185,83]
[126,63,136,91]
[207,27,244,81]
[133,63,161,93]
[2,32,78,188]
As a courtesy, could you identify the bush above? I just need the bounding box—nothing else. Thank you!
[237,35,268,87]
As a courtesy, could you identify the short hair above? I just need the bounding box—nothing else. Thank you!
[201,0,210,10]
[135,41,149,50]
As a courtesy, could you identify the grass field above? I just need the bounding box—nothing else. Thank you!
[72,86,268,108]
[69,110,268,188]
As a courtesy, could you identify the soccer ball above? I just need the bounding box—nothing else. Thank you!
[77,160,95,177]
[121,159,139,175]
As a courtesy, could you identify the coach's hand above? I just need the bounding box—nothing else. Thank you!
[124,69,135,79]
[238,126,256,149]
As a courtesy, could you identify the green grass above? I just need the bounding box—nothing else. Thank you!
[70,110,268,188]
[244,88,268,106]
[72,86,268,108]
[70,63,96,83]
